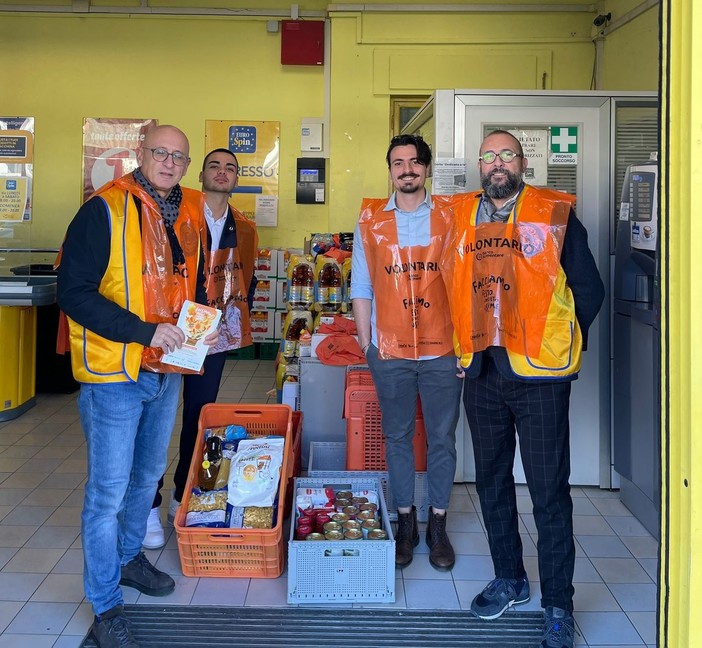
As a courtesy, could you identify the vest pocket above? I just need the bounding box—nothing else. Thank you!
[523,318,574,371]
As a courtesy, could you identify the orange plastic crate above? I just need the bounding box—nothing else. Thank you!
[345,389,427,471]
[344,370,424,419]
[175,403,292,578]
[284,411,303,516]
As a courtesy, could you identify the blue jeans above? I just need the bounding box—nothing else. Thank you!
[366,346,463,510]
[78,372,181,615]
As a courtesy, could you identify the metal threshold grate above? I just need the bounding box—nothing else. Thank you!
[80,605,544,647]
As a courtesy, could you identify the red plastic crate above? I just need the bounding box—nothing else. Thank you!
[345,389,427,471]
[174,403,292,578]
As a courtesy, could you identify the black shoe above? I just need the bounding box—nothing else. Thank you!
[395,506,419,568]
[541,606,575,648]
[426,507,455,571]
[119,551,175,597]
[90,605,140,648]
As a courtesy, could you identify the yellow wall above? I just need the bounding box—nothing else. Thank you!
[2,2,659,250]
[327,9,605,230]
[602,0,659,90]
[3,14,325,249]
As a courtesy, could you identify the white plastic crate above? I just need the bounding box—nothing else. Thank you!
[287,476,395,604]
[307,441,429,522]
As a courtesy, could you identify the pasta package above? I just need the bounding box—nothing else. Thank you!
[227,436,285,507]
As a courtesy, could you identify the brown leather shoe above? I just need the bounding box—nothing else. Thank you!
[426,507,455,571]
[395,506,419,568]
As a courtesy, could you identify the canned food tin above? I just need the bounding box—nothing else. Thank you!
[343,528,363,540]
[324,530,344,541]
[359,503,378,515]
[336,491,353,501]
[295,524,313,540]
[323,521,342,534]
[342,520,361,532]
[334,498,350,511]
[367,529,388,540]
[315,514,331,533]
[351,496,369,506]
[305,532,326,541]
[331,513,349,524]
[356,510,376,523]
[361,519,381,538]
[298,514,315,527]
[341,506,359,518]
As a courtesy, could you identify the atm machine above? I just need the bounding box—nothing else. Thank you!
[612,154,660,538]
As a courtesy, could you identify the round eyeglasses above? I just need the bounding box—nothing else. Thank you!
[478,149,523,164]
[144,147,190,166]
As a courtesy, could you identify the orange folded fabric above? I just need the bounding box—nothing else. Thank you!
[316,334,365,366]
[317,315,357,334]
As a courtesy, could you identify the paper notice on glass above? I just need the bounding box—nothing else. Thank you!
[433,158,467,195]
[162,300,221,372]
[255,194,278,227]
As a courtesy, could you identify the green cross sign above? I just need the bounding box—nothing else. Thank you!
[550,127,578,153]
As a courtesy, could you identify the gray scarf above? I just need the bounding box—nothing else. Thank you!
[133,168,185,266]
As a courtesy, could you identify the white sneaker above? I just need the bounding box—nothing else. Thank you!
[142,507,166,549]
[167,489,181,525]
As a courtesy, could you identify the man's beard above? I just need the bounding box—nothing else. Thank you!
[397,174,421,194]
[481,168,521,199]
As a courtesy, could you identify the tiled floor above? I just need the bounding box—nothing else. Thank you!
[0,358,658,647]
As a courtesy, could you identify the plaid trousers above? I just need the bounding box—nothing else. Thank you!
[463,357,575,612]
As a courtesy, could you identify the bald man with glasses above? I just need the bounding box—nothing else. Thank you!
[441,130,604,648]
[58,125,214,648]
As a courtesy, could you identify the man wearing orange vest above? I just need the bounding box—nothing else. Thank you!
[57,125,215,648]
[443,130,604,648]
[144,148,258,548]
[352,134,463,571]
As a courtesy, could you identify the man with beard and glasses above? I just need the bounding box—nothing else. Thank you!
[57,125,216,648]
[351,134,463,571]
[144,148,258,548]
[440,130,604,648]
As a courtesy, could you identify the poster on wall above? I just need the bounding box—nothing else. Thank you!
[0,116,34,222]
[82,118,158,203]
[509,129,548,186]
[205,120,280,227]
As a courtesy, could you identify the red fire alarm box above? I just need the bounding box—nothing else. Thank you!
[281,20,324,66]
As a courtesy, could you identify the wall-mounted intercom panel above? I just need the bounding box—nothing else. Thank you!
[296,157,326,204]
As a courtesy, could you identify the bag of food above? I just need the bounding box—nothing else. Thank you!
[227,436,285,507]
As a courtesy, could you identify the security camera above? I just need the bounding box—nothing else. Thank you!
[593,13,611,27]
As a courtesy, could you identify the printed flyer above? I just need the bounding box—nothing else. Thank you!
[162,300,221,372]
[0,116,34,222]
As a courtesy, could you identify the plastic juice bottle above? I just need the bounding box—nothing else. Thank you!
[318,262,342,312]
[283,316,309,360]
[345,267,353,311]
[289,263,314,308]
[198,460,218,491]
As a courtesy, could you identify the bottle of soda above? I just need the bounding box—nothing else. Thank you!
[318,261,342,312]
[289,262,314,309]
[198,459,218,491]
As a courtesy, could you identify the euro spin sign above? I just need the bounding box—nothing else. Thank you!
[549,126,578,166]
[205,120,280,226]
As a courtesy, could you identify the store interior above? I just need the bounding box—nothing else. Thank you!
[0,0,662,646]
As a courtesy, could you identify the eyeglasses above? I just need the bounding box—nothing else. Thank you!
[144,147,190,166]
[478,149,523,164]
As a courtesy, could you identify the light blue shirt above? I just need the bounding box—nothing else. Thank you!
[351,191,439,359]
